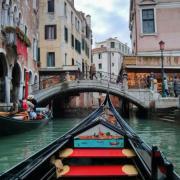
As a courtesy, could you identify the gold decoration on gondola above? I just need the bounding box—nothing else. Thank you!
[59,148,73,158]
[122,165,138,176]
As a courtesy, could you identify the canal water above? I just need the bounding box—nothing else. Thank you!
[0,116,180,175]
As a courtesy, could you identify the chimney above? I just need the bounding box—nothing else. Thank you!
[86,15,91,27]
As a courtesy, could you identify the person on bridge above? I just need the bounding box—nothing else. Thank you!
[91,64,97,80]
[164,77,169,97]
[173,76,179,97]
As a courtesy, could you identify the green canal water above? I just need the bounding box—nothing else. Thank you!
[0,116,180,175]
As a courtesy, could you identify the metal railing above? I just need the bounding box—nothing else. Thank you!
[30,71,123,94]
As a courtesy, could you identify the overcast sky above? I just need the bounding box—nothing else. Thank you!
[74,0,131,48]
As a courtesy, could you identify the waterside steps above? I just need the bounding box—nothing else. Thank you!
[52,148,139,179]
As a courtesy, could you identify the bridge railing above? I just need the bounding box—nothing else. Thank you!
[30,71,123,94]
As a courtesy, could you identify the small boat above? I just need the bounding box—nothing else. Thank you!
[0,108,52,136]
[0,94,179,179]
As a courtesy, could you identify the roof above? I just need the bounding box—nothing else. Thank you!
[92,47,107,54]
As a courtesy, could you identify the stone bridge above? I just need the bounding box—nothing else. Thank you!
[32,80,154,109]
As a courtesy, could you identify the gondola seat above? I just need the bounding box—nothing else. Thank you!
[59,148,136,158]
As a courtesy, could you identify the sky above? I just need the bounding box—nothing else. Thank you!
[74,0,131,48]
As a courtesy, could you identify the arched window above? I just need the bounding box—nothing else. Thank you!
[18,12,22,26]
[13,6,17,26]
[1,1,6,26]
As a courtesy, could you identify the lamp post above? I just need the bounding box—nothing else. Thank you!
[159,40,166,97]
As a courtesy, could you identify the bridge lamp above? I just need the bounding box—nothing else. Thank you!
[159,40,166,97]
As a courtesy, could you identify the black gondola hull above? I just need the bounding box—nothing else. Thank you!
[0,95,179,180]
[0,115,49,136]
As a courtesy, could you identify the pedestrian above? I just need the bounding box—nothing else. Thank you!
[164,77,169,96]
[27,95,37,111]
[22,99,29,111]
[146,75,150,89]
[153,77,158,93]
[173,76,178,97]
[89,65,93,80]
[150,72,154,91]
[92,64,97,79]
[29,108,37,120]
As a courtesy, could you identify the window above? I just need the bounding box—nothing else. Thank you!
[45,25,56,39]
[72,58,74,65]
[122,45,124,53]
[75,17,77,28]
[77,20,80,31]
[64,2,67,17]
[112,63,114,67]
[64,27,68,42]
[112,53,114,56]
[142,9,155,33]
[33,0,37,10]
[71,34,74,47]
[98,53,102,59]
[48,0,54,13]
[111,42,115,48]
[71,11,73,24]
[82,38,85,50]
[64,53,67,65]
[33,38,37,61]
[75,39,81,54]
[98,63,102,69]
[119,43,121,50]
[47,52,55,67]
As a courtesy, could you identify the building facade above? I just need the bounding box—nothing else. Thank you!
[92,38,130,106]
[38,0,92,80]
[92,38,130,81]
[130,0,180,56]
[0,0,39,109]
[126,0,180,93]
[38,0,92,108]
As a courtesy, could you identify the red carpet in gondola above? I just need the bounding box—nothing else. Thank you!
[57,165,138,177]
[59,148,136,158]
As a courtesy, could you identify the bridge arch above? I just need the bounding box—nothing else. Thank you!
[33,80,150,109]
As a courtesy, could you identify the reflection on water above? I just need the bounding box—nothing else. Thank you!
[0,116,180,175]
[127,116,180,174]
[0,118,81,173]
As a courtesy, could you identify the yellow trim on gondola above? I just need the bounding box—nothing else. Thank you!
[122,165,138,176]
[59,148,73,158]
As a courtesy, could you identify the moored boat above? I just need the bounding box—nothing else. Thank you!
[0,94,179,179]
[0,108,51,136]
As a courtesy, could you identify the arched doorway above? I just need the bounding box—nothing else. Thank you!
[34,74,38,91]
[0,53,7,102]
[29,71,33,94]
[11,62,21,103]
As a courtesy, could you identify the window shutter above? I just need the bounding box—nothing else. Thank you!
[45,26,48,39]
[54,25,57,39]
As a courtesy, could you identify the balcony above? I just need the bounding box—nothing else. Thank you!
[1,26,16,46]
[63,65,79,71]
[2,26,31,47]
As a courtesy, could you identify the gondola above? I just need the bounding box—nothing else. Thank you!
[0,94,179,179]
[0,108,51,136]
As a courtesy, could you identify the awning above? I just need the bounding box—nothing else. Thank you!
[125,66,180,73]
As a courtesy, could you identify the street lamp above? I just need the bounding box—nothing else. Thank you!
[159,40,166,97]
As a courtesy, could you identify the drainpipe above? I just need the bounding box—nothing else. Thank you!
[134,1,138,55]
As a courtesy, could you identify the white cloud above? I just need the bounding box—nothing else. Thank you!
[74,0,131,47]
